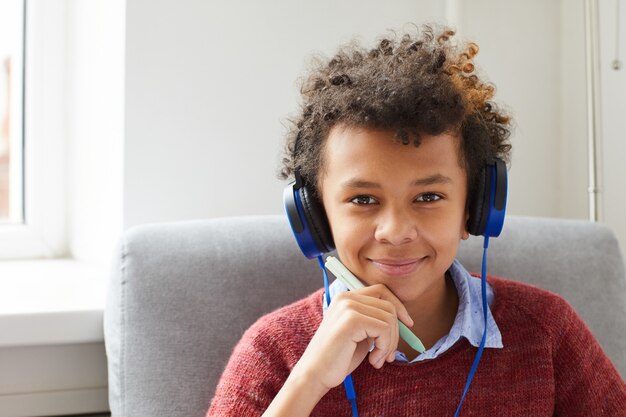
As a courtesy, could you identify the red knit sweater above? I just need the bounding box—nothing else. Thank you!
[207,277,626,416]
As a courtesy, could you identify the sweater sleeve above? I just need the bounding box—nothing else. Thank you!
[552,297,626,416]
[205,316,293,417]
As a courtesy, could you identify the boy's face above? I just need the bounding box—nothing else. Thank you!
[318,125,469,306]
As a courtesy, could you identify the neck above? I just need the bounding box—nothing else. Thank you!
[399,273,459,359]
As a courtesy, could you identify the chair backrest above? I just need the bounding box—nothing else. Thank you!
[104,215,626,417]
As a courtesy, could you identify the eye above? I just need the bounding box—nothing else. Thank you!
[416,193,442,203]
[350,195,378,205]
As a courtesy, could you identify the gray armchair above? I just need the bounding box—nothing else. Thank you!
[104,215,626,417]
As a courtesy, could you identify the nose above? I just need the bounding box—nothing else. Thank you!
[374,206,418,245]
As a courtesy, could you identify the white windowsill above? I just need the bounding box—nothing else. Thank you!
[0,260,111,416]
[0,259,108,347]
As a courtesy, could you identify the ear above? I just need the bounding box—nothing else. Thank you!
[462,211,470,240]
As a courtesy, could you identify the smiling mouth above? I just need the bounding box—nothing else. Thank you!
[368,257,426,276]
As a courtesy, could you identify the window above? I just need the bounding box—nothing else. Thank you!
[0,0,67,259]
[0,0,24,225]
[0,1,124,413]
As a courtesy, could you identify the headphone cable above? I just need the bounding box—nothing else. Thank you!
[317,255,359,416]
[453,235,490,417]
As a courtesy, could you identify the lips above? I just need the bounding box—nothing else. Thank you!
[368,257,426,276]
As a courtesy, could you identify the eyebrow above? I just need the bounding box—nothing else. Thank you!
[341,174,452,189]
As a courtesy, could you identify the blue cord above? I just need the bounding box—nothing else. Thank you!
[453,236,490,417]
[317,256,358,417]
[317,256,331,307]
[344,374,359,417]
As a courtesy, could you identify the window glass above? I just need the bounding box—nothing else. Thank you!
[0,0,24,224]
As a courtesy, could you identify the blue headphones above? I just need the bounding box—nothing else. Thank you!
[284,158,508,257]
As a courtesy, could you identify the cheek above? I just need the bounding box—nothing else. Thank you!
[328,216,375,275]
[332,218,370,255]
[422,220,460,246]
[421,206,468,245]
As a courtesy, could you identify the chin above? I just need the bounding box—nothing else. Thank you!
[378,278,421,300]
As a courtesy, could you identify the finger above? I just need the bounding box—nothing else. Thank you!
[328,293,401,367]
[350,285,415,328]
[386,318,399,363]
[333,297,398,332]
[368,337,393,368]
[334,293,402,356]
[368,320,399,368]
[369,345,386,368]
[340,308,398,368]
[340,309,398,361]
[336,291,399,320]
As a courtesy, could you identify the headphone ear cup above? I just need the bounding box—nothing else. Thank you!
[467,158,508,237]
[467,164,490,236]
[299,185,335,253]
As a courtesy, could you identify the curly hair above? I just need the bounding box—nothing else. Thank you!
[280,24,512,211]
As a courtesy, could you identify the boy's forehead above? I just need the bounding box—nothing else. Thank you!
[320,124,465,181]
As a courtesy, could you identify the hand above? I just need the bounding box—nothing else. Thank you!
[290,284,414,391]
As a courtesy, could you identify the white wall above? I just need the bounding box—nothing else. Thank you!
[67,0,125,266]
[124,0,445,228]
[451,0,563,218]
[599,0,626,260]
[559,0,589,220]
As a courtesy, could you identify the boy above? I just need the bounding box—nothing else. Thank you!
[207,25,626,416]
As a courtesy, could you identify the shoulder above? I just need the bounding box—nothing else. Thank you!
[488,276,575,314]
[485,279,626,411]
[487,276,583,342]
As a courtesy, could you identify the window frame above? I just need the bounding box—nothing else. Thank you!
[0,0,68,259]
